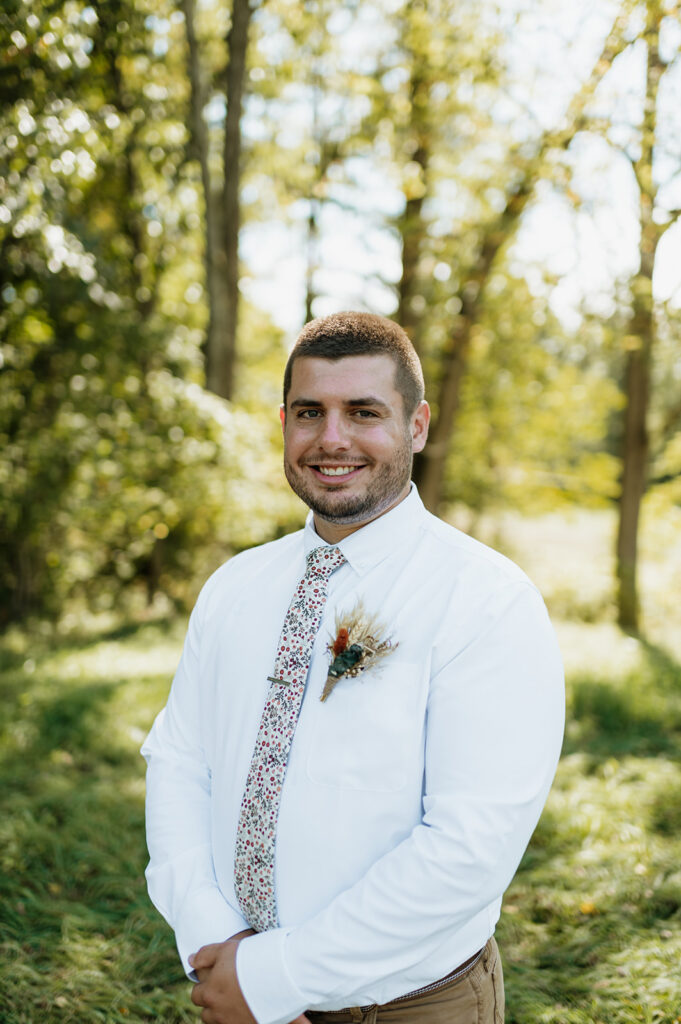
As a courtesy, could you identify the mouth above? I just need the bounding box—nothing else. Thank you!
[305,463,367,482]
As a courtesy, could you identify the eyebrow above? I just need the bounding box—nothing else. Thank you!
[290,397,390,411]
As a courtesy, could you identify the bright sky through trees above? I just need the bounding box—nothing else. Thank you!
[235,0,681,335]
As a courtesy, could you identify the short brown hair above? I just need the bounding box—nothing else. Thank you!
[283,312,425,417]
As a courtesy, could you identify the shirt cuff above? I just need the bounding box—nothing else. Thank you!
[174,883,250,979]
[236,928,308,1024]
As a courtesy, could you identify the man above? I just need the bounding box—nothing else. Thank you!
[142,312,564,1024]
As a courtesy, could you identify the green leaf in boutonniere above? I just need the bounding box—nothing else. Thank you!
[321,598,398,702]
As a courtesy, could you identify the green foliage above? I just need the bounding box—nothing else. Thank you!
[443,277,624,512]
[0,0,300,624]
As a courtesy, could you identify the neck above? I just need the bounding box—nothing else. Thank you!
[312,485,411,544]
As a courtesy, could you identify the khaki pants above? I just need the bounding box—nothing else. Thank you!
[306,938,504,1024]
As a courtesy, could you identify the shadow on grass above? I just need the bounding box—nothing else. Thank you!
[564,677,680,759]
[0,677,138,791]
[1,675,143,904]
[35,681,122,757]
[638,636,681,692]
[563,640,681,762]
[648,775,681,837]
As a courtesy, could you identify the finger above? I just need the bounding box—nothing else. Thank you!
[191,980,221,1023]
[190,943,222,969]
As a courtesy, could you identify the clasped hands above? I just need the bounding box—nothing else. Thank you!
[189,929,310,1024]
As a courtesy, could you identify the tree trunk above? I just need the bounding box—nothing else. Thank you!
[615,2,663,631]
[106,37,155,326]
[414,314,471,510]
[305,199,318,324]
[414,182,531,509]
[304,85,323,324]
[182,0,229,399]
[414,9,633,514]
[616,338,650,631]
[216,0,252,400]
[396,67,429,352]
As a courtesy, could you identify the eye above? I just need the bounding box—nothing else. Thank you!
[298,409,321,419]
[353,409,378,418]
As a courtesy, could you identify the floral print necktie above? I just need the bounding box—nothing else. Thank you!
[234,544,346,931]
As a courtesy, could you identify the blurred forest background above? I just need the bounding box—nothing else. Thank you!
[1,0,681,1021]
[2,0,681,633]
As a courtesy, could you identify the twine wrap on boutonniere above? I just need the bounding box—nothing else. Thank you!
[321,598,398,702]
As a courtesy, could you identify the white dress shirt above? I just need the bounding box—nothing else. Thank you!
[142,486,564,1024]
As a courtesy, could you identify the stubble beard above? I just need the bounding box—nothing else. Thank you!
[283,433,414,526]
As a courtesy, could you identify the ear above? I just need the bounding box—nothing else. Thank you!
[411,401,430,454]
[279,405,286,433]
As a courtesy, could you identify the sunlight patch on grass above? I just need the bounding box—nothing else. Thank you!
[467,505,681,652]
[553,621,644,679]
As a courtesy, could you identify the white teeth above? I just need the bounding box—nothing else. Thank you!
[317,466,358,476]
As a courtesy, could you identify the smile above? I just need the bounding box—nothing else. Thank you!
[307,464,367,479]
[318,465,359,476]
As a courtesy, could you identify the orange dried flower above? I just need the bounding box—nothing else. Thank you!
[332,628,349,657]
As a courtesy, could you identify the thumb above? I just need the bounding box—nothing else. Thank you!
[291,1016,311,1023]
[189,942,222,970]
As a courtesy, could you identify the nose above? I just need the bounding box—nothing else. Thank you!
[317,410,351,450]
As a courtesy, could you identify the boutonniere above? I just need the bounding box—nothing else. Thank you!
[321,598,398,702]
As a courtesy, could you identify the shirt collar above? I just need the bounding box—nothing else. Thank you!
[303,484,427,576]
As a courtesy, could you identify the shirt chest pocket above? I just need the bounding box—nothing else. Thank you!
[305,661,425,792]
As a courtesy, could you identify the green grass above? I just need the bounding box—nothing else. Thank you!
[0,619,195,1023]
[500,629,681,1023]
[1,510,681,1022]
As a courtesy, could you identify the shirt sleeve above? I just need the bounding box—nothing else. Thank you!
[236,581,565,1024]
[141,583,249,977]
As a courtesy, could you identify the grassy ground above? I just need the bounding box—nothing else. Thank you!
[1,510,680,1023]
[0,619,195,1023]
[487,507,681,1023]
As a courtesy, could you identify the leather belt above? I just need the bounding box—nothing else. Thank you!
[318,944,486,1016]
[388,946,485,1005]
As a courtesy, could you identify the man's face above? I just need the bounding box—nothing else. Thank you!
[280,354,429,541]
